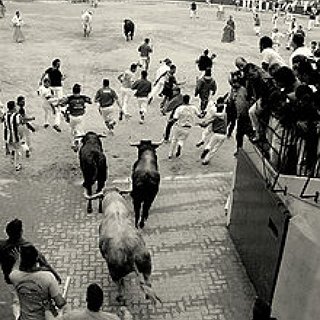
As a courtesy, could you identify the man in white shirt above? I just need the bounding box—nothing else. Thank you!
[259,36,286,71]
[62,283,132,320]
[148,58,172,105]
[168,94,201,159]
[81,10,93,37]
[289,33,314,68]
[117,63,138,118]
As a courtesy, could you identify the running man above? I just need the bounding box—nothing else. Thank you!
[148,58,172,105]
[131,70,152,124]
[81,9,93,37]
[138,38,153,71]
[2,101,23,170]
[117,63,138,119]
[61,84,92,150]
[17,96,35,158]
[168,94,201,159]
[95,79,122,135]
[40,59,65,132]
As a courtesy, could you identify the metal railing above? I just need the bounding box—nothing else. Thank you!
[255,114,320,202]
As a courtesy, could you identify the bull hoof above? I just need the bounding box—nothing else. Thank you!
[139,220,145,229]
[87,208,93,214]
[116,295,124,303]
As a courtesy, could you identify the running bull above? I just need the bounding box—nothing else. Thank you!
[79,131,107,213]
[86,187,161,303]
[123,19,135,41]
[130,140,162,229]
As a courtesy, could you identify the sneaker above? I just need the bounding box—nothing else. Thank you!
[44,124,49,129]
[119,111,124,121]
[175,145,182,158]
[196,141,204,148]
[53,125,61,132]
[163,139,170,144]
[200,149,209,159]
[15,164,22,171]
[26,150,30,158]
[202,160,209,165]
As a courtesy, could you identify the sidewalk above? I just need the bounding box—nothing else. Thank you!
[0,174,255,320]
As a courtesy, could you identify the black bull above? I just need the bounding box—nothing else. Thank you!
[123,19,135,41]
[79,132,107,213]
[131,140,161,229]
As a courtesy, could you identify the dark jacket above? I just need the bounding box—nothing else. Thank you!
[195,76,217,100]
[197,55,212,71]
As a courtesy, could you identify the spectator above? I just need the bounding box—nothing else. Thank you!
[0,219,54,319]
[310,40,318,54]
[289,33,313,68]
[10,245,66,320]
[195,68,217,115]
[307,5,317,30]
[259,36,286,71]
[62,283,132,320]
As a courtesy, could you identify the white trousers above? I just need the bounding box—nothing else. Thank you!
[169,126,191,157]
[148,81,165,101]
[69,115,84,144]
[51,86,63,126]
[137,97,148,115]
[8,284,20,320]
[119,87,132,115]
[202,133,226,162]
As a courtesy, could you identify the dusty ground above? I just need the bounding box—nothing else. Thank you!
[1,0,313,182]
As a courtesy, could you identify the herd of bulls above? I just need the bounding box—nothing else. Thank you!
[79,131,162,303]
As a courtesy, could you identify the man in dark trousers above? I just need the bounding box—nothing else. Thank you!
[196,49,216,74]
[0,219,61,320]
[123,19,134,41]
[163,87,184,142]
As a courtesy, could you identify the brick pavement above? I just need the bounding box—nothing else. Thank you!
[0,174,255,320]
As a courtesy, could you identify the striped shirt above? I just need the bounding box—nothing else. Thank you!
[3,111,21,144]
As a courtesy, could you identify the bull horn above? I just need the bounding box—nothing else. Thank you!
[98,134,107,138]
[129,142,140,147]
[140,283,162,305]
[75,135,85,139]
[119,189,131,195]
[84,190,105,200]
[152,139,164,146]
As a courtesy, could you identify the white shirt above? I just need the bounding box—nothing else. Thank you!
[12,15,23,27]
[120,69,135,88]
[261,48,286,67]
[81,11,92,24]
[289,46,314,68]
[173,103,200,127]
[38,85,53,99]
[155,63,170,84]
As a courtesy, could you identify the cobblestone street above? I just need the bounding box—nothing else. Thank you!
[0,174,255,320]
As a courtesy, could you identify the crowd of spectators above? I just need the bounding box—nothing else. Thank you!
[227,33,320,176]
